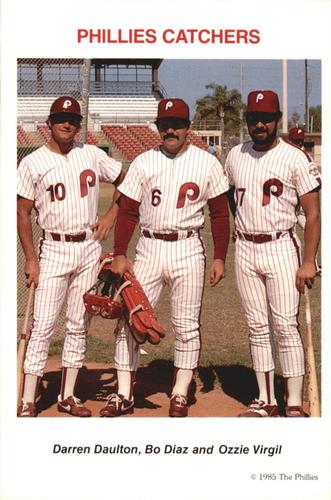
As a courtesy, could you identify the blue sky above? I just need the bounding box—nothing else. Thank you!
[159,59,321,126]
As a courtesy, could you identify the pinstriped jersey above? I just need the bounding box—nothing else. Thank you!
[225,139,321,233]
[118,144,229,232]
[17,143,121,233]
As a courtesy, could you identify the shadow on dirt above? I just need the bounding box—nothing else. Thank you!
[37,359,286,416]
[199,364,286,415]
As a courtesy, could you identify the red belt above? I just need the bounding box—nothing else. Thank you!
[142,230,194,242]
[237,231,283,243]
[43,230,87,242]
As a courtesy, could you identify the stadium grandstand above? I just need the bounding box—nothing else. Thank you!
[17,58,208,164]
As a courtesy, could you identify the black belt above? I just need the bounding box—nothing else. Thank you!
[142,230,194,242]
[43,230,87,242]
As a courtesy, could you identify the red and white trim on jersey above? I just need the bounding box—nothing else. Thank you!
[118,144,229,233]
[113,143,229,373]
[225,138,321,234]
[18,142,121,379]
[17,143,121,233]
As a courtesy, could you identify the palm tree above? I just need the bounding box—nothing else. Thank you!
[194,84,243,136]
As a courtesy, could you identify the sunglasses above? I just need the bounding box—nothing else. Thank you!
[156,119,189,131]
[245,112,279,125]
[50,113,81,126]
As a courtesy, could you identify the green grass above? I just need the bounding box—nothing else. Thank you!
[18,182,321,400]
[95,183,322,400]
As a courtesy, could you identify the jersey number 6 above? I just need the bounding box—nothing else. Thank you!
[151,182,200,208]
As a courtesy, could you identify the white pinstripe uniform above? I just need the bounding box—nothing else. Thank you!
[114,144,229,371]
[225,138,320,377]
[294,148,314,230]
[17,143,121,376]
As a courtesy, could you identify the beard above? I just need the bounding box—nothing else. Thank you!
[251,127,277,147]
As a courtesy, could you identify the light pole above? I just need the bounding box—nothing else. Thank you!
[240,60,244,143]
[81,59,91,144]
[220,109,225,136]
[304,59,309,130]
[282,60,288,135]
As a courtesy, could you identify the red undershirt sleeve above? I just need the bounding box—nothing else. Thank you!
[113,194,140,256]
[207,192,230,261]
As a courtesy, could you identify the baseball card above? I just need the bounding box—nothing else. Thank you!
[1,0,330,499]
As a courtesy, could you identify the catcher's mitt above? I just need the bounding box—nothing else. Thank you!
[83,253,166,345]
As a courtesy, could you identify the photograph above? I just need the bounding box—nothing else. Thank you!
[1,1,331,499]
[16,57,322,420]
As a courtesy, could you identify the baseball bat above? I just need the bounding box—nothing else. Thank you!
[304,285,321,417]
[17,283,35,405]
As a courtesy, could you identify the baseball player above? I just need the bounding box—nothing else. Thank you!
[17,96,125,417]
[289,127,308,229]
[288,126,306,149]
[99,98,230,417]
[225,90,321,417]
[288,127,321,275]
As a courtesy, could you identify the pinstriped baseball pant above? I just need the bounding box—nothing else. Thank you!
[235,232,305,378]
[114,234,206,371]
[24,238,101,377]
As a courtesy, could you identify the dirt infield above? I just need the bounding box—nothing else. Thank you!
[34,356,309,418]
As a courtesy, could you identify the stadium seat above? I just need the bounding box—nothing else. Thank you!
[17,125,30,146]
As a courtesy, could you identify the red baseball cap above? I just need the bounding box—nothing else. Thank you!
[246,90,280,114]
[156,98,190,121]
[49,96,82,119]
[289,127,305,140]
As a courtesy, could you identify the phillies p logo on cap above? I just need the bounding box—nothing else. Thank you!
[165,101,174,111]
[63,99,74,109]
[246,90,280,114]
[157,98,190,121]
[289,127,305,140]
[49,96,82,119]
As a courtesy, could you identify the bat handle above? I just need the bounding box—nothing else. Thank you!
[21,283,35,336]
[304,285,321,417]
[17,283,35,405]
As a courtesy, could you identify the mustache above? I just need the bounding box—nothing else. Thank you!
[164,133,179,140]
[253,128,267,133]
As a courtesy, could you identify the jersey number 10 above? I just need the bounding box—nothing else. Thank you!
[46,170,96,201]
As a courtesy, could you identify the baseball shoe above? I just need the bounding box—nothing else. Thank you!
[57,395,92,417]
[169,394,188,418]
[17,401,37,417]
[99,393,134,417]
[285,406,306,417]
[238,399,279,418]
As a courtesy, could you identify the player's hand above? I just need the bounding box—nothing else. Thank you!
[296,262,316,293]
[231,227,238,243]
[110,255,134,276]
[91,212,116,241]
[209,259,225,287]
[24,258,40,287]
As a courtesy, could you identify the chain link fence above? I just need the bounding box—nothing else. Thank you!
[16,58,241,335]
[17,58,90,336]
[17,58,160,336]
[17,59,321,337]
